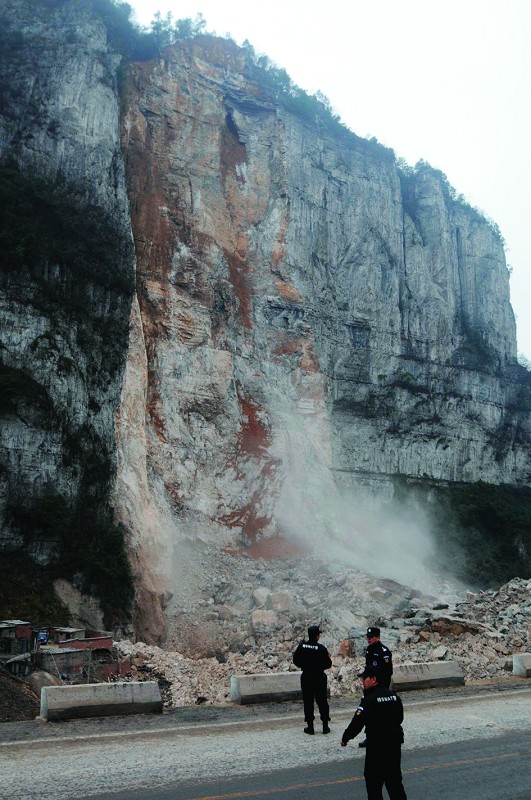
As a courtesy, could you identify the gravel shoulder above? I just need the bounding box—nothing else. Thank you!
[1,682,530,800]
[1,676,529,745]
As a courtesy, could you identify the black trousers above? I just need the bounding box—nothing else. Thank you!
[300,672,329,723]
[364,744,407,800]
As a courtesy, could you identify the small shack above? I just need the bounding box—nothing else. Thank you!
[34,647,85,680]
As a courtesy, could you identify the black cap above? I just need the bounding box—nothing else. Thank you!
[358,665,380,680]
[308,625,320,638]
[366,626,380,637]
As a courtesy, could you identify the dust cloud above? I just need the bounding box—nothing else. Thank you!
[271,412,455,595]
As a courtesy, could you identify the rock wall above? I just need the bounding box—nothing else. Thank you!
[0,1,133,622]
[117,37,529,640]
[0,7,528,641]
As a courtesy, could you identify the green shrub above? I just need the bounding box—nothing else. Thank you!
[427,482,531,587]
[7,490,133,625]
[0,551,70,625]
[0,161,134,294]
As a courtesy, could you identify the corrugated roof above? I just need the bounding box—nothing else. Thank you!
[0,620,31,626]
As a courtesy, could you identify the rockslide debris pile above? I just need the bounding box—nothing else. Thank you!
[114,553,531,707]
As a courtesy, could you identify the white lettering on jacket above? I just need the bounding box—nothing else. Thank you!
[377,696,398,703]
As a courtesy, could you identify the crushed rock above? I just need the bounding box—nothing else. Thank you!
[114,552,531,708]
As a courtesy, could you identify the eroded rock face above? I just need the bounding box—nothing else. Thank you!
[0,8,528,644]
[117,37,529,641]
[0,1,133,623]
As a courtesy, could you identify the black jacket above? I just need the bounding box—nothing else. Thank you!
[365,640,393,683]
[342,685,404,746]
[293,639,332,674]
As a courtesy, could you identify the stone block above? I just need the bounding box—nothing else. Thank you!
[392,661,465,691]
[252,587,271,607]
[40,681,163,721]
[230,671,303,704]
[429,617,485,636]
[250,609,278,632]
[266,590,293,612]
[512,653,531,678]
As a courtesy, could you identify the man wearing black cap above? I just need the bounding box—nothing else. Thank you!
[358,626,394,748]
[293,624,332,735]
[365,627,393,689]
[340,665,407,799]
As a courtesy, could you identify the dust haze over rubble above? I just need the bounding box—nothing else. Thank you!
[271,402,451,595]
[161,393,465,648]
[117,398,528,710]
[117,572,531,708]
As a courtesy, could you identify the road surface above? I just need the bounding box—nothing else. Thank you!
[1,687,530,799]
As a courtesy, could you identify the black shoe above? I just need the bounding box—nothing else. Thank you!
[322,724,331,734]
[304,726,315,735]
[359,739,367,748]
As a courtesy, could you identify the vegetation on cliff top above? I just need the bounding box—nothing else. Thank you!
[95,1,510,206]
[398,159,506,246]
[87,0,395,160]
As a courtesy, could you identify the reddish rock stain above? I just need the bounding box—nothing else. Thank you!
[224,535,308,560]
[238,391,271,455]
[225,248,252,330]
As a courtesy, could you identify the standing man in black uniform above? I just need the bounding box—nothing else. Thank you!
[359,626,394,748]
[293,624,332,735]
[365,626,393,688]
[340,665,408,800]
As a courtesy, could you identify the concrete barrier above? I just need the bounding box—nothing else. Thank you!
[512,653,531,678]
[391,661,465,691]
[230,672,304,704]
[40,681,163,721]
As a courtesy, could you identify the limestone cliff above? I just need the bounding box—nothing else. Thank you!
[0,0,134,624]
[0,5,529,639]
[117,37,529,639]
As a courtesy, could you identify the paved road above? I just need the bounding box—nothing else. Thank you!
[87,731,531,800]
[1,687,530,799]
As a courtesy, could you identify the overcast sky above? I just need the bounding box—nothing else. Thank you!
[128,0,531,360]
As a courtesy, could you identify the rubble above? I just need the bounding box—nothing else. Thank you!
[0,668,39,722]
[113,552,531,708]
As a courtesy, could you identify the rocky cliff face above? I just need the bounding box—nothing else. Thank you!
[0,0,133,623]
[0,6,528,642]
[117,37,529,640]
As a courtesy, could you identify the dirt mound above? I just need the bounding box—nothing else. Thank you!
[0,669,39,722]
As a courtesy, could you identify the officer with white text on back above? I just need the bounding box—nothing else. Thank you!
[365,626,393,688]
[340,665,408,800]
[292,624,332,735]
[359,625,393,748]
